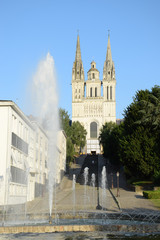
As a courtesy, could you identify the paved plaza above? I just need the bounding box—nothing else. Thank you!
[26,154,159,216]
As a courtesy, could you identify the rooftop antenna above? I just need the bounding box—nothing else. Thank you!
[108,29,110,37]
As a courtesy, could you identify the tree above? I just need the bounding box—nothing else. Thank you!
[59,108,71,136]
[66,138,74,166]
[99,121,123,166]
[100,85,160,180]
[120,85,160,179]
[59,109,87,165]
[119,126,159,179]
[136,86,160,132]
[70,121,87,152]
[99,121,116,156]
[59,108,74,165]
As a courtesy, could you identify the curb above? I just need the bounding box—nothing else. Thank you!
[108,188,121,211]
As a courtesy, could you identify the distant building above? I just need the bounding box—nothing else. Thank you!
[72,34,116,154]
[0,101,66,205]
[116,118,124,125]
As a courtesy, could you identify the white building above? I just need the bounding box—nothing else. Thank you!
[0,101,66,205]
[56,130,67,184]
[72,34,116,154]
[29,120,49,200]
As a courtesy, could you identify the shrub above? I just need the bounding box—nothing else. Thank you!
[132,181,153,186]
[143,190,160,199]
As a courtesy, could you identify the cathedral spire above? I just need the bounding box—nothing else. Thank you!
[75,34,82,61]
[103,32,115,81]
[72,34,84,82]
[106,31,112,63]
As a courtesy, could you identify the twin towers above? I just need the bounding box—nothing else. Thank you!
[71,33,116,154]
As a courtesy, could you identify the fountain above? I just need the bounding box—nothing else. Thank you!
[90,173,96,207]
[31,52,59,221]
[0,53,160,239]
[83,167,89,211]
[72,174,76,216]
[101,166,107,210]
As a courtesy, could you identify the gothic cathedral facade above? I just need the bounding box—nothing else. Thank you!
[72,34,116,154]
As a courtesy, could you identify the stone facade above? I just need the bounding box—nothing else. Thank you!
[72,34,116,153]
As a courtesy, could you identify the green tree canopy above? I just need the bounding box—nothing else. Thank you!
[100,85,160,181]
[120,85,160,179]
[70,121,87,151]
[99,121,123,166]
[59,108,71,137]
[59,108,87,165]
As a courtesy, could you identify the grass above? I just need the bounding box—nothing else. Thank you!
[151,199,160,209]
[143,190,160,199]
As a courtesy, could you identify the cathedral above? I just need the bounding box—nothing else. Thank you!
[72,33,116,154]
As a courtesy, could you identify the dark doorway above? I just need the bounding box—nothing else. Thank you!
[91,151,96,155]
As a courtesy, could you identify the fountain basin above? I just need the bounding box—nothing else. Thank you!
[0,222,160,235]
[1,211,160,235]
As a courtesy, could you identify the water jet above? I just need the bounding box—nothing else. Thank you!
[0,54,160,239]
[49,216,52,225]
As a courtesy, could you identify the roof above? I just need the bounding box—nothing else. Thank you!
[0,100,34,129]
[87,68,99,73]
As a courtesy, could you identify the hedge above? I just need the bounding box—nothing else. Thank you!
[143,190,160,199]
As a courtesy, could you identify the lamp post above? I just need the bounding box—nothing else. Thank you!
[96,157,102,210]
[111,173,113,189]
[116,172,120,197]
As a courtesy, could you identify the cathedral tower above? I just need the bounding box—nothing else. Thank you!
[102,33,116,123]
[72,33,116,154]
[72,35,85,121]
[86,61,101,98]
[72,35,85,102]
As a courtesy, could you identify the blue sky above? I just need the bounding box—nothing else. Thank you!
[0,0,160,119]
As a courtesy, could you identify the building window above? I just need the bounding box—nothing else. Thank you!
[36,150,38,162]
[45,141,47,151]
[10,166,27,185]
[40,153,42,165]
[90,122,97,138]
[12,132,28,155]
[36,133,39,143]
[95,87,97,97]
[110,86,112,100]
[12,115,17,132]
[40,137,43,147]
[92,73,95,79]
[45,159,47,168]
[90,88,92,97]
[107,86,109,100]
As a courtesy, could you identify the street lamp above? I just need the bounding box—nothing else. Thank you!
[111,173,113,189]
[116,172,120,197]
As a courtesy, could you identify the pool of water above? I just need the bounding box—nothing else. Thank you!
[0,232,160,240]
[1,218,157,227]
